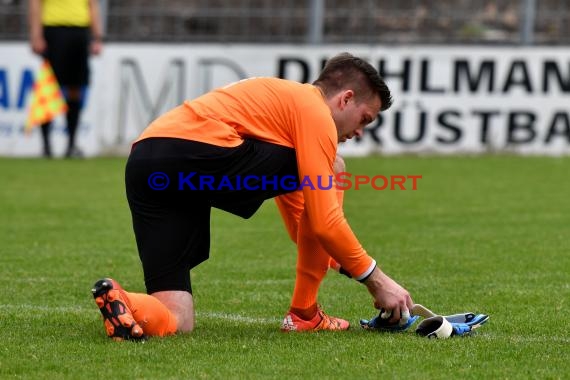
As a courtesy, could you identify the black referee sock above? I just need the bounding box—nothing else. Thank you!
[65,99,81,154]
[40,122,52,158]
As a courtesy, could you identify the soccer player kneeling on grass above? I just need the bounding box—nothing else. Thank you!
[92,52,414,340]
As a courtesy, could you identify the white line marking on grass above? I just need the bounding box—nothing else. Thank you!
[0,304,279,325]
[508,336,570,344]
[0,304,89,313]
[197,311,279,325]
[201,279,291,286]
[3,305,570,342]
[477,332,570,344]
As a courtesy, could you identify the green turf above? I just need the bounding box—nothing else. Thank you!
[0,156,568,379]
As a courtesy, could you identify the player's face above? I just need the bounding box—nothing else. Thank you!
[335,92,381,143]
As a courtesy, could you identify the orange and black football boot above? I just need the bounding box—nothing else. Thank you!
[91,278,145,341]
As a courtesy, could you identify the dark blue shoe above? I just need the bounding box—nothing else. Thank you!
[446,313,490,336]
[416,313,490,338]
[360,312,420,332]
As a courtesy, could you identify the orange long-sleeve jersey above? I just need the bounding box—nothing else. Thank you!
[137,77,376,280]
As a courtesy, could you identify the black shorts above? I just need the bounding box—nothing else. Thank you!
[43,26,90,87]
[125,137,299,294]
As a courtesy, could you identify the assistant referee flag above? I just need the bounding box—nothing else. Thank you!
[25,60,67,132]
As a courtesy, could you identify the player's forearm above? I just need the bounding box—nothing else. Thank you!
[311,219,376,280]
[88,0,104,40]
[28,0,43,39]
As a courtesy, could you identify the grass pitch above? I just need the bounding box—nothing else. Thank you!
[0,155,568,379]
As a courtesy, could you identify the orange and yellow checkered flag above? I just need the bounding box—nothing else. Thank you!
[25,60,67,132]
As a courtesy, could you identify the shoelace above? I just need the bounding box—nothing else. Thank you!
[315,310,341,330]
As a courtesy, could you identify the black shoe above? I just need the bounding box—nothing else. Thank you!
[65,146,84,159]
[42,145,52,159]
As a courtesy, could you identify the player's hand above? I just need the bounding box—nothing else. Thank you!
[30,34,46,55]
[363,267,413,324]
[90,39,103,55]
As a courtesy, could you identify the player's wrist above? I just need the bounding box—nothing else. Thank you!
[362,266,384,291]
[359,266,377,283]
[355,260,377,283]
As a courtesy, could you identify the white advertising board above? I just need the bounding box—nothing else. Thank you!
[1,43,569,156]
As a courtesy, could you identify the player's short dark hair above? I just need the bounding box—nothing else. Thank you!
[313,52,393,111]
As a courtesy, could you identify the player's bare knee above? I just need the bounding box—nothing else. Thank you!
[151,290,195,334]
[176,317,195,333]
